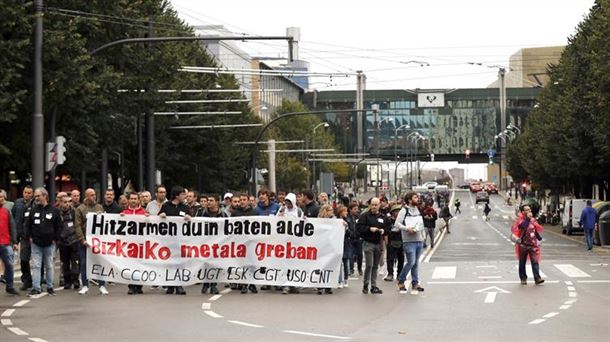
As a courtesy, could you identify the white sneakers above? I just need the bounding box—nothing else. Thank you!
[99,286,109,295]
[78,286,89,295]
[78,285,109,295]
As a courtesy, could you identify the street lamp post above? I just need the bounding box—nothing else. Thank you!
[312,122,329,191]
[403,131,423,190]
[373,103,392,197]
[410,135,426,188]
[392,124,409,199]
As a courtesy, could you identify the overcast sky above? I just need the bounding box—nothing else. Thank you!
[171,0,595,91]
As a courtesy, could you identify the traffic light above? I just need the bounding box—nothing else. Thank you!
[56,136,66,165]
[489,156,494,164]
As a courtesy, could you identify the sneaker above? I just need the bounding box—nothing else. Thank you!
[338,283,344,289]
[28,289,41,297]
[248,285,258,294]
[383,275,394,282]
[260,285,271,290]
[520,279,527,285]
[282,287,290,295]
[127,287,135,295]
[241,285,248,294]
[47,288,56,296]
[362,286,368,294]
[325,288,333,294]
[99,286,109,295]
[317,289,323,295]
[343,283,349,288]
[135,286,143,294]
[210,287,219,295]
[535,279,545,285]
[78,286,89,295]
[370,286,383,294]
[73,281,80,290]
[200,285,208,294]
[175,286,186,295]
[63,283,73,290]
[6,288,19,296]
[397,282,406,291]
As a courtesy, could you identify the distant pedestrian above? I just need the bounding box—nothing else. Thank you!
[454,198,461,215]
[384,204,404,281]
[347,203,362,276]
[439,205,452,234]
[483,203,491,221]
[511,205,544,285]
[422,202,438,248]
[579,200,597,251]
[197,194,225,295]
[159,186,190,295]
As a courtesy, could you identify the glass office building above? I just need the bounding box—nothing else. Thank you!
[304,88,541,159]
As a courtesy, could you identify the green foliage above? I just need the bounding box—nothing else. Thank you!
[507,0,610,197]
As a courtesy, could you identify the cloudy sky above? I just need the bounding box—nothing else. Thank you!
[171,0,595,91]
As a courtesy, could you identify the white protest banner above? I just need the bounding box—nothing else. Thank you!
[86,213,344,287]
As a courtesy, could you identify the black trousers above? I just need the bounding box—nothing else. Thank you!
[350,240,363,274]
[59,242,80,285]
[386,243,404,277]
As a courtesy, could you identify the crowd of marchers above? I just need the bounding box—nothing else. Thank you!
[0,184,454,298]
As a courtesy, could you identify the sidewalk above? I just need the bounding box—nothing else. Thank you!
[543,223,610,252]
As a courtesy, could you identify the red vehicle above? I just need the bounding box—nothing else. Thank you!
[483,183,498,194]
[469,182,482,193]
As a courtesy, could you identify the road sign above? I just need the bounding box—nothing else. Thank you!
[46,142,57,172]
[487,149,496,158]
[474,286,511,303]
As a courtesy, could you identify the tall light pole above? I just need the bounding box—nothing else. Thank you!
[32,0,44,187]
[392,124,409,199]
[373,104,392,197]
[312,122,329,191]
[410,135,426,188]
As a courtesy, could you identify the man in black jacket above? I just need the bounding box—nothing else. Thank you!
[57,194,80,290]
[102,189,121,214]
[356,198,390,294]
[301,190,320,218]
[197,194,226,295]
[159,186,190,295]
[11,186,35,290]
[24,188,62,296]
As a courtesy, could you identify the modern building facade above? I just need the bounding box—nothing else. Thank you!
[304,87,541,162]
[488,46,564,88]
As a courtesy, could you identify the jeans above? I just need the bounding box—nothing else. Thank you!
[584,229,594,250]
[398,241,423,285]
[342,258,350,281]
[386,243,404,277]
[0,245,15,289]
[518,245,541,280]
[32,243,55,291]
[351,239,363,274]
[80,244,105,287]
[425,227,435,248]
[59,243,80,286]
[362,241,381,288]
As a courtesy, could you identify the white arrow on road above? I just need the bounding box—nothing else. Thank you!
[467,236,479,241]
[474,286,511,304]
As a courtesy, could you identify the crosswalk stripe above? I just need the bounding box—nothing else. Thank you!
[432,266,456,279]
[525,268,547,279]
[554,264,591,278]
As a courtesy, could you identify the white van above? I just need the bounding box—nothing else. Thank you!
[562,198,595,235]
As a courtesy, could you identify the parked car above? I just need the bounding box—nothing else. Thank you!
[483,183,498,194]
[459,183,471,189]
[562,198,596,235]
[470,182,482,193]
[475,191,489,204]
[423,181,438,190]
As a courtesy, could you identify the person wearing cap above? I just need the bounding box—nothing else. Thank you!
[422,202,438,249]
[384,204,404,282]
[222,193,233,216]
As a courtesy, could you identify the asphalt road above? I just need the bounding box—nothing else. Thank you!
[2,190,609,341]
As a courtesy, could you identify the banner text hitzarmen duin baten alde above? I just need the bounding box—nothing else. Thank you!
[86,213,344,287]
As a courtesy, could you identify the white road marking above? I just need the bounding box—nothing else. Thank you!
[567,286,576,291]
[472,216,478,219]
[476,265,497,268]
[554,264,591,278]
[8,327,29,336]
[559,305,571,310]
[543,312,559,318]
[564,299,578,305]
[283,330,352,340]
[484,292,497,303]
[525,268,547,279]
[529,319,545,325]
[1,309,15,317]
[478,276,502,279]
[568,292,577,297]
[201,302,211,310]
[577,280,610,283]
[13,300,30,307]
[590,263,608,266]
[1,318,13,326]
[220,288,232,295]
[204,310,223,318]
[29,338,50,342]
[502,215,509,220]
[427,280,560,285]
[209,294,222,301]
[29,293,48,299]
[228,320,264,328]
[564,281,573,285]
[432,266,457,279]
